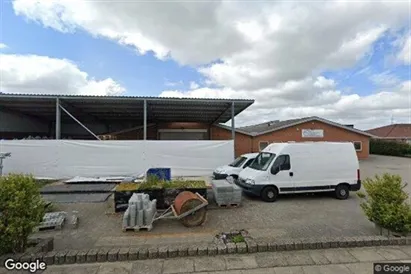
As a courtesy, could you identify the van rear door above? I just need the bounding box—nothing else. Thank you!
[269,154,294,193]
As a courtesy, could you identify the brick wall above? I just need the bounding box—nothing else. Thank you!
[210,125,252,157]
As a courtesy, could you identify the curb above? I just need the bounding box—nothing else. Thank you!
[1,235,410,266]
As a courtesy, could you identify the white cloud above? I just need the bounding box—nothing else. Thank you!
[0,43,7,49]
[10,0,411,129]
[164,80,183,87]
[189,81,199,89]
[398,35,411,64]
[0,54,125,95]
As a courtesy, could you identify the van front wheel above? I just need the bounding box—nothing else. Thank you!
[335,184,349,200]
[261,186,278,202]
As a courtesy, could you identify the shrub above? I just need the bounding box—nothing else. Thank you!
[0,174,45,255]
[357,173,411,234]
[370,139,411,157]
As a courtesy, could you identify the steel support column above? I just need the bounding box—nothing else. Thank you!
[231,102,235,159]
[143,100,147,140]
[55,98,61,139]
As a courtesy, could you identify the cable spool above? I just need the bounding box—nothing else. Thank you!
[173,191,207,227]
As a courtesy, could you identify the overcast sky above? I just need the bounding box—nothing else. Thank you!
[0,0,410,130]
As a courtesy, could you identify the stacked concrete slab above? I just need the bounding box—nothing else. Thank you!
[122,193,157,231]
[34,211,67,231]
[211,180,242,206]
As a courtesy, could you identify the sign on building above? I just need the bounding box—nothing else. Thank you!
[302,129,324,138]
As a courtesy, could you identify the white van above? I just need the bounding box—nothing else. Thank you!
[236,142,361,202]
[213,153,258,180]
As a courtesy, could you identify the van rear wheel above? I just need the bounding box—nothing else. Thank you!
[335,184,349,200]
[261,186,278,202]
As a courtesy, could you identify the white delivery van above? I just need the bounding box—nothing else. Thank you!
[236,142,361,202]
[213,153,258,180]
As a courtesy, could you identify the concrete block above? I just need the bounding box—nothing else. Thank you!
[226,243,237,254]
[388,236,398,246]
[406,236,411,245]
[167,246,178,258]
[397,237,407,245]
[65,250,77,264]
[217,244,227,255]
[108,248,119,262]
[268,241,277,252]
[76,250,87,264]
[138,248,148,260]
[197,245,208,256]
[353,236,365,247]
[284,240,295,251]
[293,240,303,250]
[118,248,129,261]
[207,244,217,255]
[55,250,67,265]
[236,242,247,253]
[128,248,138,260]
[338,237,349,248]
[148,247,159,259]
[188,246,198,256]
[256,241,268,252]
[275,240,286,251]
[158,246,168,258]
[97,248,109,262]
[363,236,374,246]
[178,246,188,257]
[245,238,257,253]
[43,251,56,265]
[86,249,98,263]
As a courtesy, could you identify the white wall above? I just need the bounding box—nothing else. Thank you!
[0,111,48,133]
[0,140,234,178]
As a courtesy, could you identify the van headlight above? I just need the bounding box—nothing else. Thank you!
[246,179,255,185]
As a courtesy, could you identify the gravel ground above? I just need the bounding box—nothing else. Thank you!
[33,155,411,250]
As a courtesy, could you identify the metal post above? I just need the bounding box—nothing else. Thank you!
[231,102,235,159]
[143,100,147,140]
[59,104,101,140]
[55,98,61,139]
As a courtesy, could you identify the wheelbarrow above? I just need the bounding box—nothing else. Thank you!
[153,191,209,227]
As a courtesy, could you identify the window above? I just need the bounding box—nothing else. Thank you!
[249,152,276,171]
[229,157,247,167]
[353,141,362,151]
[259,141,269,151]
[243,158,255,168]
[271,155,291,175]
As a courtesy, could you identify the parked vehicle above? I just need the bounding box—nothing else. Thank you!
[235,142,361,202]
[213,153,258,180]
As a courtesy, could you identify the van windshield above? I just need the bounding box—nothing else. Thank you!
[249,152,276,171]
[229,156,247,167]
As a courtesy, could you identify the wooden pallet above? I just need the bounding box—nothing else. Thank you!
[122,224,153,232]
[216,203,240,208]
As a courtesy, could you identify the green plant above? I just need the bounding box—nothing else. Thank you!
[137,175,165,190]
[164,180,207,189]
[0,174,45,255]
[370,139,411,157]
[231,235,245,243]
[358,173,411,234]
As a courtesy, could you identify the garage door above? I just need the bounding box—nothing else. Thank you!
[158,131,208,140]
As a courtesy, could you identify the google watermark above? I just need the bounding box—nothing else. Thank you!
[4,259,47,273]
[374,263,411,274]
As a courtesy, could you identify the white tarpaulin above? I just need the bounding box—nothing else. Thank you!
[0,140,234,179]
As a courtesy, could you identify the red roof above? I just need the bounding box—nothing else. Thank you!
[366,124,411,138]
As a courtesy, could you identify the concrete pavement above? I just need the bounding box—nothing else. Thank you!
[38,245,411,274]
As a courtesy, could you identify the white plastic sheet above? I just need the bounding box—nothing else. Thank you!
[0,140,234,179]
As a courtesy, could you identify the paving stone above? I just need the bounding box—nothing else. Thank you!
[321,249,359,264]
[329,239,339,249]
[55,250,67,265]
[345,262,374,274]
[245,238,257,253]
[43,251,57,265]
[158,246,168,258]
[348,247,385,262]
[166,246,178,258]
[344,237,357,248]
[76,250,87,264]
[272,266,304,274]
[375,247,410,260]
[87,249,99,263]
[337,237,349,248]
[236,242,247,253]
[284,251,315,266]
[406,236,411,245]
[309,251,331,265]
[225,255,258,270]
[256,241,268,252]
[399,246,411,256]
[207,244,217,256]
[98,262,132,274]
[148,247,159,259]
[388,237,398,245]
[177,246,188,257]
[128,248,138,261]
[187,246,197,256]
[197,245,208,256]
[226,243,236,254]
[380,236,390,246]
[96,248,108,262]
[293,240,303,250]
[193,257,226,272]
[163,258,194,274]
[217,244,227,255]
[255,252,289,268]
[396,237,408,245]
[118,248,129,261]
[65,250,77,264]
[268,241,277,252]
[108,248,119,262]
[275,240,287,251]
[131,259,164,274]
[363,236,374,247]
[372,236,383,246]
[302,264,352,274]
[319,238,331,249]
[284,240,295,251]
[138,247,149,260]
